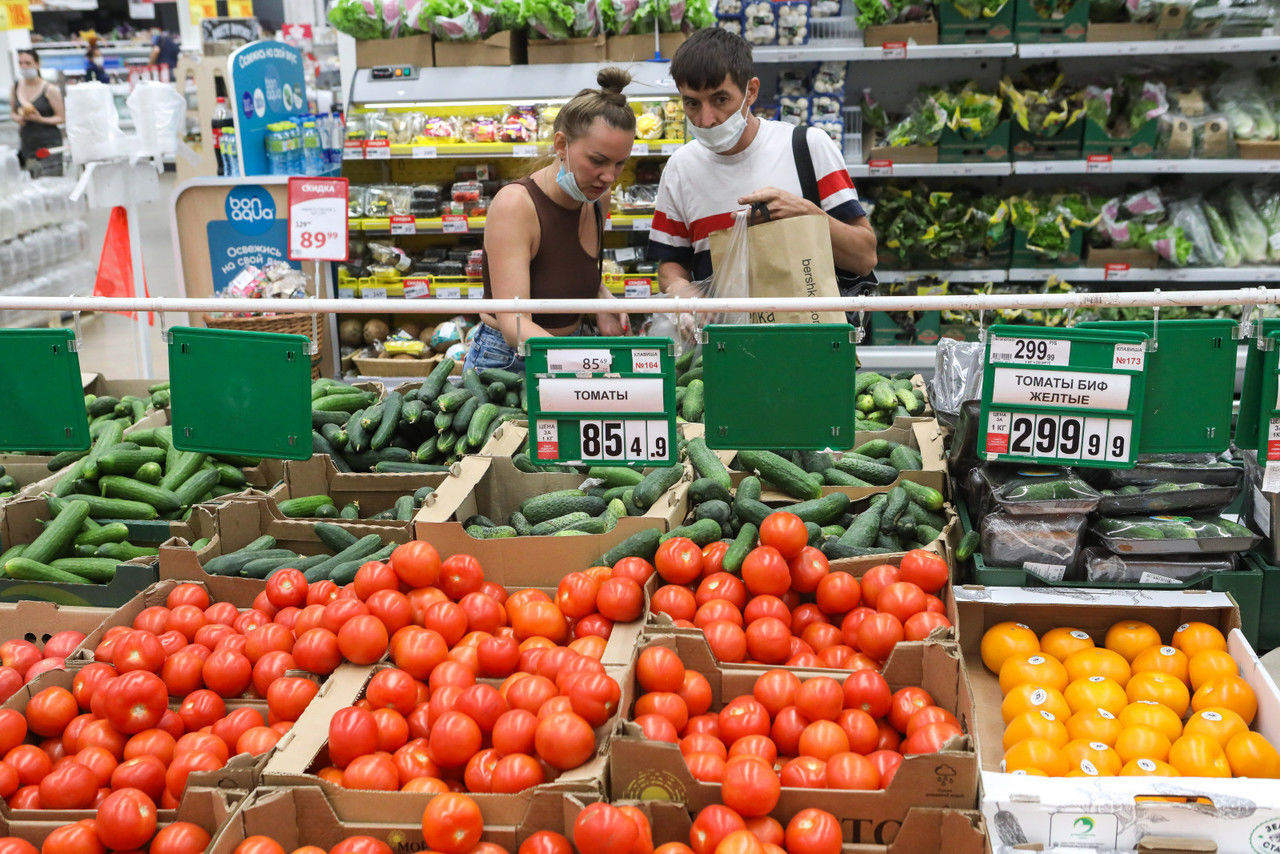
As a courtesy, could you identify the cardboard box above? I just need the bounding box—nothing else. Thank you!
[0,455,61,502]
[605,32,687,60]
[1238,140,1280,160]
[937,0,1014,42]
[610,635,977,844]
[862,19,939,45]
[82,373,162,401]
[0,599,110,651]
[526,35,607,64]
[953,585,1280,852]
[1014,0,1088,41]
[1087,20,1158,39]
[353,34,434,68]
[433,30,527,66]
[1086,247,1161,268]
[266,454,450,529]
[412,454,688,578]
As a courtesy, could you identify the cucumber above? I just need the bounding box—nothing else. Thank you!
[633,466,684,511]
[25,500,91,565]
[401,400,426,426]
[693,500,733,526]
[58,494,157,521]
[435,432,459,456]
[278,495,337,518]
[467,404,500,448]
[509,511,534,537]
[74,522,130,547]
[901,480,945,513]
[737,450,821,500]
[96,447,167,476]
[173,469,222,509]
[94,543,159,560]
[589,466,645,488]
[823,468,871,488]
[4,557,90,584]
[313,504,339,519]
[240,555,299,579]
[393,495,415,521]
[99,476,181,514]
[683,379,705,422]
[48,557,118,582]
[660,518,722,546]
[879,487,909,532]
[600,528,663,566]
[903,502,947,532]
[313,392,376,413]
[677,366,703,387]
[346,409,370,454]
[956,530,980,562]
[686,438,731,490]
[914,524,942,545]
[478,367,521,388]
[689,478,733,505]
[822,541,895,560]
[723,523,757,574]
[467,525,518,539]
[838,504,884,549]
[203,548,297,577]
[733,496,774,527]
[737,476,762,502]
[211,462,248,488]
[781,493,851,525]
[437,388,474,413]
[374,462,451,473]
[889,444,923,472]
[160,451,208,491]
[133,462,163,485]
[871,382,898,411]
[303,534,386,583]
[530,512,593,536]
[421,359,455,400]
[832,455,898,486]
[47,450,90,472]
[314,522,358,552]
[521,490,600,525]
[451,396,481,435]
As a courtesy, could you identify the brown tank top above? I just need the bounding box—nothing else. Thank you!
[482,176,602,328]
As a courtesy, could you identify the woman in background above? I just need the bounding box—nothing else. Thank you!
[10,50,64,177]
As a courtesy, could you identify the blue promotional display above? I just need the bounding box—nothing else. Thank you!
[227,41,309,176]
[205,185,301,292]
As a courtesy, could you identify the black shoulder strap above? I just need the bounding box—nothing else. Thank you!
[791,124,821,207]
[593,199,604,280]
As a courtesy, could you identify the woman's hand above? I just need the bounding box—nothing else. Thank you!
[595,288,628,337]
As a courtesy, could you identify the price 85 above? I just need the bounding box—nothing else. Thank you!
[578,419,669,462]
[1006,413,1130,463]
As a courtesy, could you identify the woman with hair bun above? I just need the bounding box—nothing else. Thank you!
[466,67,637,373]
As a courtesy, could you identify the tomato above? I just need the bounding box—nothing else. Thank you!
[421,792,483,854]
[904,611,952,642]
[429,710,483,768]
[124,729,175,765]
[720,756,780,818]
[354,561,399,601]
[518,831,572,854]
[264,676,319,725]
[798,719,850,762]
[233,837,286,854]
[327,707,379,769]
[889,687,934,734]
[825,751,880,790]
[839,669,889,718]
[101,670,167,735]
[856,613,905,663]
[330,838,391,854]
[784,809,842,854]
[509,600,568,644]
[815,572,861,615]
[744,618,792,665]
[796,677,843,722]
[654,538,703,585]
[680,671,713,719]
[534,712,595,770]
[781,547,827,595]
[875,582,928,624]
[563,672,621,728]
[767,706,806,756]
[695,600,743,630]
[490,752,544,793]
[759,512,808,559]
[175,731,229,764]
[0,667,23,703]
[596,577,643,623]
[389,541,440,588]
[574,803,640,852]
[293,629,342,676]
[740,547,791,598]
[39,821,103,854]
[697,574,747,610]
[0,839,36,854]
[689,805,746,854]
[753,669,801,717]
[37,759,97,809]
[214,707,267,753]
[439,554,485,601]
[902,720,962,755]
[341,753,399,791]
[202,648,252,698]
[651,586,697,623]
[719,696,771,747]
[704,621,747,664]
[26,686,76,738]
[110,755,166,803]
[149,822,211,854]
[363,668,416,717]
[95,788,157,851]
[837,708,880,755]
[334,616,389,667]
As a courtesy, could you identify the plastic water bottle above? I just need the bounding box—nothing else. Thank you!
[302,119,324,176]
[210,97,232,176]
[265,123,288,175]
[221,128,240,176]
[327,109,345,171]
[285,120,303,175]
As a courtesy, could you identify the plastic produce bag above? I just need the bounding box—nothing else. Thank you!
[1251,183,1280,262]
[1096,481,1240,515]
[929,337,984,422]
[1093,514,1258,546]
[126,81,188,159]
[1168,198,1225,266]
[981,512,1088,575]
[1222,185,1269,264]
[65,82,128,162]
[1082,548,1235,583]
[979,466,1103,516]
[1106,454,1242,486]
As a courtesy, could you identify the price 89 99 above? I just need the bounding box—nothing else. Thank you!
[578,419,670,462]
[997,411,1132,464]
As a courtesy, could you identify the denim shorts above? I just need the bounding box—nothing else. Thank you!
[463,323,525,374]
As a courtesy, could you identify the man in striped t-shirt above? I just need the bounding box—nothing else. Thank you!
[649,28,877,299]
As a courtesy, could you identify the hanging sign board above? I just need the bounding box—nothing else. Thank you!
[0,330,90,452]
[169,327,312,460]
[525,337,676,466]
[227,40,307,177]
[702,324,857,450]
[1078,318,1236,455]
[1234,318,1280,453]
[979,325,1149,468]
[288,177,348,262]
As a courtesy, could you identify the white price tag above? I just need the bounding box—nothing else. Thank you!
[880,40,907,59]
[548,349,613,373]
[1023,562,1067,582]
[364,140,391,160]
[389,215,416,235]
[404,279,430,299]
[1104,263,1131,281]
[467,286,483,299]
[989,336,1071,366]
[1264,463,1280,494]
[539,377,666,413]
[441,215,469,234]
[867,159,893,177]
[361,286,388,299]
[1085,154,1112,173]
[660,143,683,155]
[434,286,461,300]
[631,218,652,232]
[511,144,538,157]
[624,279,652,298]
[412,146,438,159]
[998,412,1132,464]
[287,177,349,262]
[1112,342,1146,371]
[615,247,638,263]
[631,349,661,373]
[1138,571,1179,585]
[337,284,356,299]
[535,419,559,460]
[343,141,365,160]
[577,419,671,462]
[991,367,1132,410]
[632,142,649,156]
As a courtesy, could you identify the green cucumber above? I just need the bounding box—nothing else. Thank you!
[374,462,451,473]
[823,468,871,487]
[96,447,167,476]
[203,548,297,577]
[47,450,90,472]
[633,465,683,511]
[689,478,733,505]
[50,558,118,582]
[683,379,705,422]
[371,393,404,452]
[303,534,386,583]
[4,557,91,584]
[312,392,376,413]
[313,523,357,552]
[134,462,163,485]
[600,528,663,566]
[956,529,980,561]
[160,451,208,491]
[74,522,130,547]
[781,493,851,525]
[590,466,645,488]
[737,476,762,502]
[278,495,337,518]
[723,523,757,574]
[838,504,884,549]
[530,512,593,536]
[99,476,181,514]
[94,543,158,560]
[25,500,91,565]
[173,469,222,509]
[467,403,500,448]
[421,359,455,400]
[889,444,923,472]
[686,438,731,490]
[901,480,945,512]
[737,450,821,500]
[660,518,722,546]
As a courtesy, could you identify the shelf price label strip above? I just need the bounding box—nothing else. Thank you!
[979,324,1149,468]
[525,337,677,467]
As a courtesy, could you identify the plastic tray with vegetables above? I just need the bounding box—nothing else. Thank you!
[1096,480,1240,515]
[981,512,1088,574]
[1092,515,1261,555]
[979,466,1102,516]
[1081,546,1236,584]
[1105,454,1242,487]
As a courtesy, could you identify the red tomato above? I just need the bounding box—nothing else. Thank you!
[365,668,417,716]
[901,721,962,755]
[680,671,713,719]
[562,672,621,728]
[214,707,268,754]
[729,733,777,766]
[856,612,905,662]
[786,547,829,594]
[634,714,679,743]
[327,707,379,769]
[790,604,828,637]
[534,712,595,770]
[112,630,165,675]
[651,586,696,623]
[476,634,520,679]
[490,752,544,793]
[703,621,747,663]
[454,684,507,734]
[202,649,252,698]
[898,549,948,594]
[867,749,904,787]
[0,667,24,702]
[784,809,842,854]
[267,676,320,724]
[26,686,77,738]
[389,626,448,681]
[696,574,747,610]
[753,669,801,717]
[875,581,928,624]
[779,755,827,788]
[102,671,168,735]
[421,792,483,854]
[353,562,399,601]
[439,554,485,601]
[888,687,934,734]
[573,803,639,852]
[292,629,342,676]
[232,837,285,854]
[759,512,808,559]
[337,616,389,666]
[491,709,537,757]
[110,755,166,803]
[166,584,211,610]
[796,677,843,722]
[596,577,643,623]
[149,822,211,854]
[826,751,880,790]
[837,708,880,755]
[330,837,391,854]
[654,538,703,585]
[689,805,746,854]
[770,706,808,756]
[859,565,900,609]
[741,547,791,598]
[700,542,729,577]
[745,618,792,665]
[843,669,892,718]
[720,756,780,818]
[718,697,770,747]
[518,831,572,854]
[389,541,441,588]
[684,751,726,783]
[39,821,103,854]
[429,711,483,768]
[815,572,861,615]
[265,568,308,610]
[342,753,399,790]
[37,759,96,808]
[95,788,157,851]
[123,729,174,765]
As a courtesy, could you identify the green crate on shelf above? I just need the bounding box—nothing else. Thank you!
[956,497,1262,647]
[871,311,942,345]
[1082,117,1159,159]
[1010,121,1084,160]
[1014,0,1087,41]
[939,120,1012,162]
[937,0,1015,41]
[1245,550,1280,653]
[1011,226,1084,267]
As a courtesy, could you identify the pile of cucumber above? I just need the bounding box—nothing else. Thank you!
[725,438,925,492]
[201,523,398,584]
[0,466,20,500]
[43,421,262,522]
[856,371,928,431]
[311,364,525,474]
[675,350,704,424]
[0,497,173,585]
[275,485,435,522]
[461,464,685,540]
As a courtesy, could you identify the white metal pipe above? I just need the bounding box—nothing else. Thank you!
[0,287,1277,315]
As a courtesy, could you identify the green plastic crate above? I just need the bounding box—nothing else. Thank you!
[871,311,942,345]
[1082,117,1159,159]
[1014,0,1087,41]
[939,120,1012,162]
[937,0,1015,41]
[1010,121,1084,161]
[1245,550,1280,653]
[957,497,1262,647]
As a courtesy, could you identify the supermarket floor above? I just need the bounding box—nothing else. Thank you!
[72,170,181,382]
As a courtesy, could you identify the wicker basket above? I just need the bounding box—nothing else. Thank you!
[202,313,326,379]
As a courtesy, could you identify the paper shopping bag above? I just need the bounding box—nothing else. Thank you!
[708,212,845,325]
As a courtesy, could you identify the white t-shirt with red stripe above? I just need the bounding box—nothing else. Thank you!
[648,118,865,281]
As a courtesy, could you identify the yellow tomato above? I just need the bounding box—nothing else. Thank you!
[1120,758,1179,777]
[1182,707,1248,749]
[1130,645,1189,685]
[1066,707,1123,747]
[1171,621,1227,659]
[1063,738,1122,777]
[1191,675,1258,725]
[1064,647,1132,687]
[1040,627,1095,662]
[1225,731,1280,778]
[1004,709,1069,751]
[1188,649,1239,692]
[1001,684,1071,725]
[1000,652,1069,695]
[1126,671,1191,718]
[1003,738,1068,777]
[1118,701,1183,744]
[1105,620,1162,663]
[1169,733,1231,777]
[982,621,1041,674]
[1114,724,1171,764]
[1064,676,1128,717]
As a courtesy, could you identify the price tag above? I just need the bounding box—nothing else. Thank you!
[364,139,391,160]
[631,349,661,373]
[994,410,1132,464]
[1086,154,1113,173]
[868,159,894,176]
[577,419,671,462]
[535,419,559,460]
[615,247,638,263]
[511,144,538,157]
[624,278,652,298]
[467,286,483,299]
[1138,571,1179,585]
[412,145,438,159]
[1104,263,1131,281]
[337,283,356,299]
[389,215,416,235]
[1112,342,1146,371]
[1268,418,1280,462]
[660,143,683,155]
[880,40,907,59]
[343,140,365,160]
[434,286,461,300]
[989,336,1071,366]
[442,215,469,234]
[404,278,430,299]
[632,142,649,156]
[1023,562,1067,583]
[548,349,613,373]
[287,177,349,262]
[361,286,388,300]
[631,218,652,232]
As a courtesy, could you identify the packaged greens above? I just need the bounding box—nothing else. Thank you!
[1203,201,1242,267]
[1093,514,1260,555]
[1096,481,1240,515]
[1168,198,1225,267]
[1221,186,1269,265]
[523,0,602,38]
[979,465,1102,515]
[328,0,385,39]
[1000,68,1082,138]
[981,512,1088,573]
[1250,183,1280,262]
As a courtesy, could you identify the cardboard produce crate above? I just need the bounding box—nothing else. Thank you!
[413,454,689,578]
[953,585,1280,852]
[610,635,977,845]
[526,35,607,64]
[1086,19,1158,39]
[1014,0,1088,41]
[862,19,939,45]
[1086,246,1161,268]
[0,598,110,652]
[433,30,526,66]
[606,32,687,60]
[266,453,451,530]
[353,33,434,68]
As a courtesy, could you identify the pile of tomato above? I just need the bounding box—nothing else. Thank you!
[634,512,951,668]
[984,618,1280,778]
[0,630,92,700]
[225,792,849,854]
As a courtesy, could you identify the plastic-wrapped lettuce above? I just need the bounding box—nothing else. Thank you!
[1211,71,1279,141]
[1222,186,1269,264]
[884,94,949,147]
[524,0,601,37]
[328,0,386,38]
[1251,184,1280,262]
[1203,201,1242,267]
[412,0,485,38]
[1169,198,1225,266]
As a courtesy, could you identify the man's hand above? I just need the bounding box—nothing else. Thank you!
[596,311,627,336]
[738,187,822,221]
